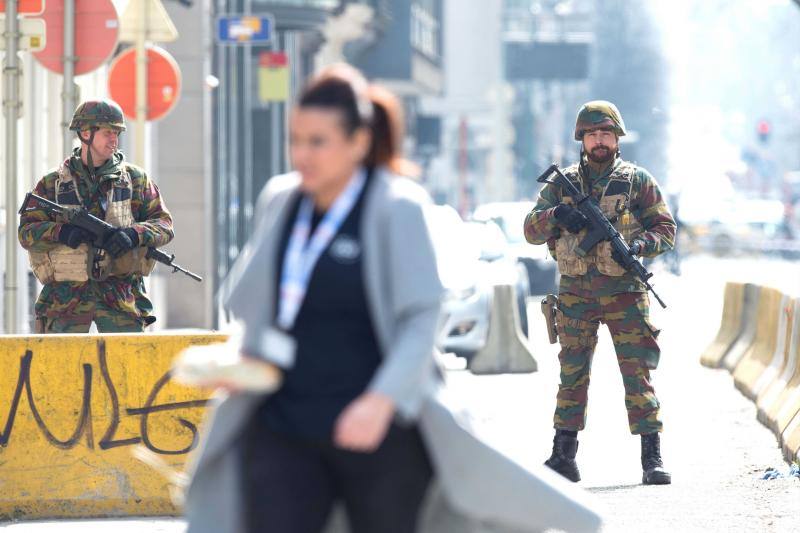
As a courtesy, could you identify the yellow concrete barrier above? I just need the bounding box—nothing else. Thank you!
[782,409,800,464]
[721,284,761,372]
[760,301,800,438]
[0,333,226,520]
[773,369,800,442]
[757,298,800,430]
[751,297,795,399]
[700,282,744,368]
[733,289,789,400]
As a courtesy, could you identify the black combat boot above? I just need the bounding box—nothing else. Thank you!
[544,429,580,482]
[641,433,671,485]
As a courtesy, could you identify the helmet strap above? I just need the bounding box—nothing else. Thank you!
[78,128,98,178]
[579,148,589,178]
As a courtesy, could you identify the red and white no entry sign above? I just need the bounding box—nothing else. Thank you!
[32,0,119,76]
[107,45,182,122]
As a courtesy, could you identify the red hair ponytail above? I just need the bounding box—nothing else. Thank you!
[365,85,418,177]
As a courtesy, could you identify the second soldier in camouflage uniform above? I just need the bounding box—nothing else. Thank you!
[524,101,676,485]
[18,99,174,333]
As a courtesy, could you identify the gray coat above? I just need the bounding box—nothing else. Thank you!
[184,169,603,533]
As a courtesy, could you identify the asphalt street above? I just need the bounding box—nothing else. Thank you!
[3,255,799,532]
[447,254,800,533]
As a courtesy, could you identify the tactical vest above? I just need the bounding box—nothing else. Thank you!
[554,162,643,277]
[28,162,156,284]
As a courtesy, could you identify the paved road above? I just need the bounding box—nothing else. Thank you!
[3,255,799,532]
[447,254,800,533]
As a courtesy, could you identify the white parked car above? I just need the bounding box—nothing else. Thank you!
[472,201,558,295]
[424,204,530,361]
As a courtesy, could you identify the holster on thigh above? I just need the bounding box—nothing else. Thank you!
[556,309,599,349]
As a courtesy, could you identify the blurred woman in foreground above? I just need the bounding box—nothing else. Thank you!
[187,64,442,532]
[182,64,603,533]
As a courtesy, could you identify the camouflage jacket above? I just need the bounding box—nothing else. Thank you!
[524,156,676,297]
[18,149,174,319]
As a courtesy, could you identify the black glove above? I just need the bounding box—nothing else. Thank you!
[611,239,644,266]
[103,228,139,258]
[57,224,94,249]
[553,204,589,234]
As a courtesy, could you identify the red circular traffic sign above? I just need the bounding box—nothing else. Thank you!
[107,45,182,122]
[0,0,44,15]
[33,0,119,76]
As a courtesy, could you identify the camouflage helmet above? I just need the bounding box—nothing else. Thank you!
[69,99,126,132]
[574,100,626,140]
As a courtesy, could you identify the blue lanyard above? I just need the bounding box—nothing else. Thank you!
[277,169,367,330]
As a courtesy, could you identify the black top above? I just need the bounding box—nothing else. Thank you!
[258,177,383,440]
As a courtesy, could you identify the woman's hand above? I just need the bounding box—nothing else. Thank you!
[333,392,395,452]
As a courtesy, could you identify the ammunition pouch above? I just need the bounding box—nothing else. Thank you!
[111,248,156,278]
[29,244,89,284]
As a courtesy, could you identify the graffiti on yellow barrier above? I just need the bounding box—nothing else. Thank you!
[0,341,210,454]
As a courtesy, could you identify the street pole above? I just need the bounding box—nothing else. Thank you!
[243,0,253,235]
[269,33,281,181]
[4,0,21,333]
[62,0,77,156]
[458,116,468,217]
[135,0,149,166]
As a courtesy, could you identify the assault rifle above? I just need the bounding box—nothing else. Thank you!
[19,192,203,283]
[537,163,665,308]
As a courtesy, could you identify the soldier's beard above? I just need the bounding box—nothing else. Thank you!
[587,145,615,164]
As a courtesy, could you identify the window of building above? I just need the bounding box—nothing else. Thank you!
[411,1,439,59]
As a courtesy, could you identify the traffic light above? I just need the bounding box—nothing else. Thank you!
[757,119,771,144]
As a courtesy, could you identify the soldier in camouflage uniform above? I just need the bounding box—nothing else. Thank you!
[524,101,676,485]
[18,99,174,333]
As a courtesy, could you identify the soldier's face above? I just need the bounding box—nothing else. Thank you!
[289,107,370,197]
[82,128,120,162]
[582,129,618,163]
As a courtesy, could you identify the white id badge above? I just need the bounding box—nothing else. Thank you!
[259,327,297,368]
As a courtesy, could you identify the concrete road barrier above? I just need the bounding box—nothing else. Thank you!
[757,297,800,430]
[750,296,794,399]
[418,390,603,533]
[721,284,761,372]
[773,374,800,440]
[700,282,745,368]
[469,285,537,375]
[0,333,226,520]
[781,409,800,464]
[705,283,800,466]
[761,301,800,437]
[733,289,788,400]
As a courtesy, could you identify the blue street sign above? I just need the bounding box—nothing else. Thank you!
[216,15,274,44]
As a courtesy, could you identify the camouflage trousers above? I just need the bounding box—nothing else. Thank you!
[36,299,145,333]
[554,291,662,435]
